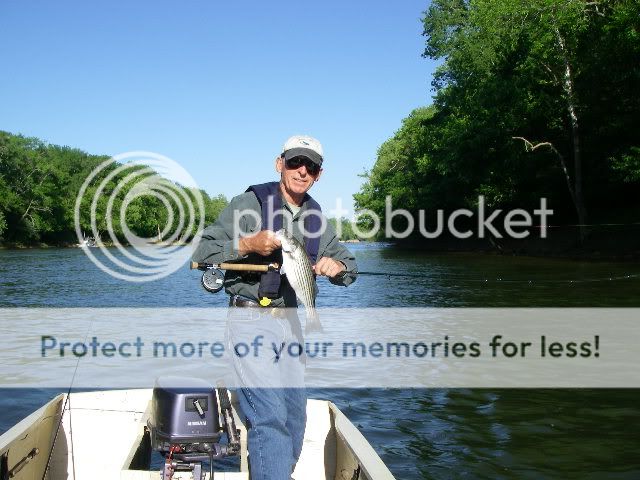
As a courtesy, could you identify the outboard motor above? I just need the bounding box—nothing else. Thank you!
[147,376,240,480]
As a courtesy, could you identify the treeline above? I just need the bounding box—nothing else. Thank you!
[355,0,639,245]
[0,131,227,246]
[327,217,361,241]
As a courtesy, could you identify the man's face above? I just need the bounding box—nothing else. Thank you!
[276,155,323,202]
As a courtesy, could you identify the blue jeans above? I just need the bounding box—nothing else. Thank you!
[226,306,306,480]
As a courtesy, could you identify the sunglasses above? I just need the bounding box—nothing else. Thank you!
[284,156,322,176]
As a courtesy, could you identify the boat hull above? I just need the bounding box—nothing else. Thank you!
[0,389,395,479]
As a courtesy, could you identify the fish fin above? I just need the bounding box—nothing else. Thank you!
[305,308,324,334]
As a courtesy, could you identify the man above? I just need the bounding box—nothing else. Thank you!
[192,135,357,480]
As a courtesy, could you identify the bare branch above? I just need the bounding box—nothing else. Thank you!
[31,205,51,213]
[512,137,558,154]
[512,136,578,209]
[585,2,605,17]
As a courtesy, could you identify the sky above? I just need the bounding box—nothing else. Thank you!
[0,0,438,217]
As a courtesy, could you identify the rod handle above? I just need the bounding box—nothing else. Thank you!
[190,261,278,272]
[220,263,270,272]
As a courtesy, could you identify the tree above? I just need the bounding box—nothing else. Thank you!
[0,211,6,239]
[0,131,228,245]
[328,217,361,241]
[355,0,639,246]
[204,193,228,225]
[355,107,440,223]
[423,0,639,240]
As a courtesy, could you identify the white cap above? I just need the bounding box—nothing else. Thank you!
[282,135,323,165]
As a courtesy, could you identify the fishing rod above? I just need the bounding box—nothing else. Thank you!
[191,261,640,290]
[190,262,433,293]
[190,261,279,272]
[357,271,428,278]
[190,261,420,277]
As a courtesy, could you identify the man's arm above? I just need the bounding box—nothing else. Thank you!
[238,231,281,257]
[192,192,282,263]
[192,199,243,264]
[191,193,254,263]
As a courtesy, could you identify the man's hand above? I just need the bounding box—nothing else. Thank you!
[238,231,281,257]
[313,257,346,278]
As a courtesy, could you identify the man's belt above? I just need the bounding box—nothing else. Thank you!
[229,296,262,308]
[229,295,287,318]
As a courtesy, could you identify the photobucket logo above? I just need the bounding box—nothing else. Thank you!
[374,195,553,240]
[74,152,205,282]
[230,195,553,241]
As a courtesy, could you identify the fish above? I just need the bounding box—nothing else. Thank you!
[275,229,322,333]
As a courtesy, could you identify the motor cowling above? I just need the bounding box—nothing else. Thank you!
[148,376,221,456]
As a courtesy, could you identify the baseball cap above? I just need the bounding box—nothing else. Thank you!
[282,135,323,165]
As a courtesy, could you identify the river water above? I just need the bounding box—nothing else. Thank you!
[0,244,639,478]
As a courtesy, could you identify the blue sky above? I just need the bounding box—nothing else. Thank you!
[0,0,437,216]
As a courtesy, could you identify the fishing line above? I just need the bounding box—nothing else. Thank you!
[355,271,640,284]
[41,316,94,480]
[537,222,640,228]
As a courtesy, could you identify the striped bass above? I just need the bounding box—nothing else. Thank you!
[275,229,322,333]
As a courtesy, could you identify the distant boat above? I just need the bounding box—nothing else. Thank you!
[78,231,98,248]
[79,237,97,248]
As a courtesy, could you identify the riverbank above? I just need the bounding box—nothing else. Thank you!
[2,238,638,263]
[0,241,78,249]
[0,240,189,249]
[385,226,640,262]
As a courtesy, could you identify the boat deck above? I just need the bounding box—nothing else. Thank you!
[0,389,394,479]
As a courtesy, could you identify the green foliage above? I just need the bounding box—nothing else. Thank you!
[356,0,640,236]
[0,131,227,245]
[355,107,446,224]
[611,147,640,183]
[204,193,228,225]
[0,211,6,238]
[327,217,363,241]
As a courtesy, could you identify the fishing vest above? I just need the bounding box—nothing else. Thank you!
[246,182,322,301]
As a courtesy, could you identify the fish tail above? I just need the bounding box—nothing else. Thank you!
[305,307,324,334]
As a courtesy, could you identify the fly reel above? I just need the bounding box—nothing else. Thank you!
[201,268,224,293]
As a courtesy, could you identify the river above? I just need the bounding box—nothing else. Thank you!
[1,244,639,478]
